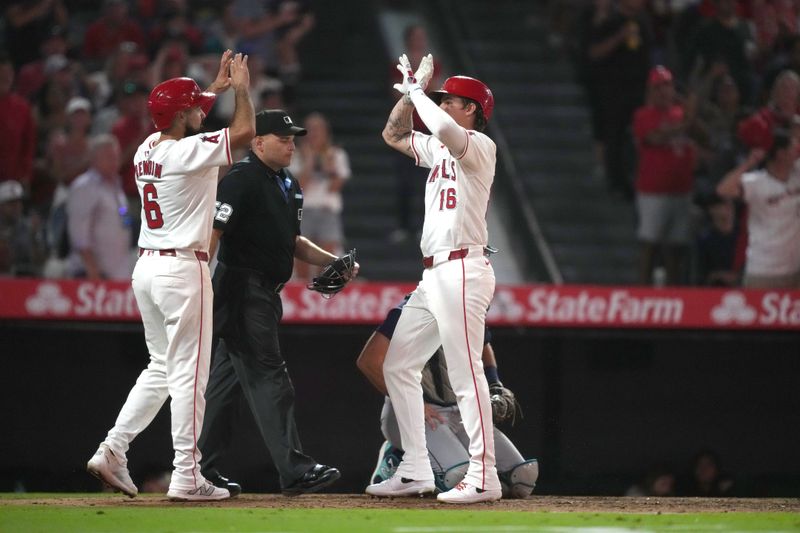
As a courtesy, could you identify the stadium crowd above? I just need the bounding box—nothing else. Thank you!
[1,0,798,287]
[0,0,316,279]
[566,0,800,287]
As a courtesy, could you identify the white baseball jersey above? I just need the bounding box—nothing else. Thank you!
[134,129,232,251]
[410,129,495,256]
[741,168,800,276]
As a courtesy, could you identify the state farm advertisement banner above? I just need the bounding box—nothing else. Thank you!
[0,279,798,330]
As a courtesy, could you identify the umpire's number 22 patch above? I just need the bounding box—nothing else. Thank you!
[215,201,233,222]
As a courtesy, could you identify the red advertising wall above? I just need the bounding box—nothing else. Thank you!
[1,279,799,330]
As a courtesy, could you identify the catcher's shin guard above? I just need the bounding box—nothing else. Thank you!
[441,461,469,491]
[499,459,539,498]
[370,441,403,484]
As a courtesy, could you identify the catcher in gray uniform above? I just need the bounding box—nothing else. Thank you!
[356,295,539,498]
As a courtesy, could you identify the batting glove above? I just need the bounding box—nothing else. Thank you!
[415,53,434,92]
[393,54,423,103]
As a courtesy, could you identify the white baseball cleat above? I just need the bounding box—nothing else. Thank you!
[365,474,436,497]
[437,481,502,504]
[86,444,138,498]
[167,483,231,502]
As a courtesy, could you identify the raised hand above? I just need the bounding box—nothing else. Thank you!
[393,53,420,97]
[229,53,250,91]
[415,53,434,92]
[208,49,234,94]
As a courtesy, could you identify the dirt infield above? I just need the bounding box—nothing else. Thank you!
[2,494,798,513]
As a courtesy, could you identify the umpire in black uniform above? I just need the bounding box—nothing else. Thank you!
[199,109,356,496]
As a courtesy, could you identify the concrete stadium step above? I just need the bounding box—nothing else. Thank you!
[522,177,607,198]
[479,61,575,82]
[514,151,595,175]
[465,40,551,62]
[545,222,637,246]
[559,263,639,285]
[531,198,635,224]
[491,83,586,107]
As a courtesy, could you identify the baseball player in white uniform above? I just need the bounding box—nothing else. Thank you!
[366,54,501,503]
[86,51,256,501]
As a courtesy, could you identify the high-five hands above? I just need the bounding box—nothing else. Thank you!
[393,53,434,103]
[229,52,250,91]
[415,54,434,92]
[208,50,234,94]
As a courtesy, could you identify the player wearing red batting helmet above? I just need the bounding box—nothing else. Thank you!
[86,51,256,503]
[148,77,218,131]
[369,55,502,504]
[430,75,494,130]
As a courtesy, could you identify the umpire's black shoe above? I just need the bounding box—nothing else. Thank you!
[282,464,340,497]
[207,473,242,498]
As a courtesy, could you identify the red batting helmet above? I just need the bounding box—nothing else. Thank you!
[431,75,494,121]
[147,77,217,131]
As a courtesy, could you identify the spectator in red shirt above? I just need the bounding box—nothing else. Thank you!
[633,66,697,285]
[751,0,797,61]
[0,53,37,188]
[737,69,800,150]
[15,25,70,100]
[110,81,154,199]
[82,0,145,69]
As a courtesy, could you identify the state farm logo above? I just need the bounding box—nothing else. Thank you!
[25,283,72,315]
[24,281,140,318]
[711,292,757,325]
[526,289,684,325]
[711,290,800,327]
[286,285,407,321]
[487,289,525,321]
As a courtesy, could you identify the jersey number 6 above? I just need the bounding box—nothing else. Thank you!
[142,183,164,229]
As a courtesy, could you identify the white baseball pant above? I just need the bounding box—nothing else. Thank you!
[101,250,213,490]
[383,252,499,491]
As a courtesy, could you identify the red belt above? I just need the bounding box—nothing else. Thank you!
[138,248,209,262]
[422,248,469,269]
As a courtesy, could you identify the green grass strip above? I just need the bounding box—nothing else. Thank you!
[1,506,799,533]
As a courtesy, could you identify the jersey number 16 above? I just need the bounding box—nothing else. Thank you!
[439,187,457,210]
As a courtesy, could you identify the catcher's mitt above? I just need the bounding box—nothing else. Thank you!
[307,249,357,299]
[490,382,522,427]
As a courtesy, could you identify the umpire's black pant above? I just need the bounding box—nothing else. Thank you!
[198,263,317,488]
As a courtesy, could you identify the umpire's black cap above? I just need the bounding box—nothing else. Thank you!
[255,109,307,137]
